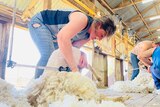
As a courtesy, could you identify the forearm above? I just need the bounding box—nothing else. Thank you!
[138,47,155,67]
[58,37,78,72]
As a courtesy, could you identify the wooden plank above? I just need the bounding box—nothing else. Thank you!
[146,94,160,107]
[0,23,10,79]
[99,89,160,107]
[125,94,155,107]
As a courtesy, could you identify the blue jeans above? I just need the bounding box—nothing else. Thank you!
[130,53,140,80]
[28,13,58,78]
[150,66,160,89]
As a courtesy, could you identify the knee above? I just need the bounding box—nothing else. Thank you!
[28,22,41,29]
[32,23,41,28]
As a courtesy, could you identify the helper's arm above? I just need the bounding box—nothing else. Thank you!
[138,47,156,67]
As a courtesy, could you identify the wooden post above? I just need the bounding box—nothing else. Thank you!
[0,22,10,79]
[111,36,116,56]
[115,58,124,81]
[92,46,108,87]
[103,54,108,86]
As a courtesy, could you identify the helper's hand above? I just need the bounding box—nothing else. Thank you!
[147,66,151,73]
[138,61,143,66]
[78,51,88,69]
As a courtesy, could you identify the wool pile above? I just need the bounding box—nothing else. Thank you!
[0,78,32,107]
[109,70,154,93]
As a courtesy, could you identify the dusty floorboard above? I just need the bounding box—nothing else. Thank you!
[98,89,160,107]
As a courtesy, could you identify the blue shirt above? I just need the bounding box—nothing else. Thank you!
[152,47,160,69]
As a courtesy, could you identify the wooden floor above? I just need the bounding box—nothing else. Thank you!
[98,89,160,107]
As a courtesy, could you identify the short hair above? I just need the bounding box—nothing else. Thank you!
[155,39,160,44]
[93,15,116,37]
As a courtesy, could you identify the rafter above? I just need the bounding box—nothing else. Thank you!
[0,4,26,27]
[21,0,39,22]
[142,30,158,39]
[67,0,96,16]
[155,3,160,14]
[139,26,160,32]
[113,0,144,11]
[136,20,157,33]
[141,19,160,38]
[130,0,152,37]
[129,14,160,22]
[126,2,160,22]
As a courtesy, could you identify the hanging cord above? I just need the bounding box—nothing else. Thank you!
[7,0,17,67]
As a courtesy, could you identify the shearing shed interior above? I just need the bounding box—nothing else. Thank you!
[0,0,160,107]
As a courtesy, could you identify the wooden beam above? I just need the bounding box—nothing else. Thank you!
[155,3,160,14]
[43,0,51,10]
[124,35,129,58]
[0,4,22,17]
[111,36,116,56]
[0,5,27,27]
[0,23,10,79]
[67,0,93,15]
[136,20,158,33]
[129,14,160,22]
[113,0,143,11]
[130,0,152,37]
[21,0,39,22]
[139,26,160,32]
[142,30,158,39]
[62,0,81,9]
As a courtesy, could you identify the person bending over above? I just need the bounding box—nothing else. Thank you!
[138,44,160,94]
[130,40,159,80]
[28,9,116,78]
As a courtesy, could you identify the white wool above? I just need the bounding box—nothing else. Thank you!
[26,71,99,107]
[26,71,128,107]
[49,95,126,107]
[109,69,154,93]
[0,103,10,107]
[24,47,127,107]
[0,78,32,107]
[46,47,81,69]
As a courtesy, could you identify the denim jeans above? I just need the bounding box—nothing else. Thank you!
[28,13,58,78]
[150,66,160,89]
[130,53,140,80]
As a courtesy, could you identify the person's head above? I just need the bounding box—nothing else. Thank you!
[89,15,116,40]
[153,39,160,47]
[155,39,160,46]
